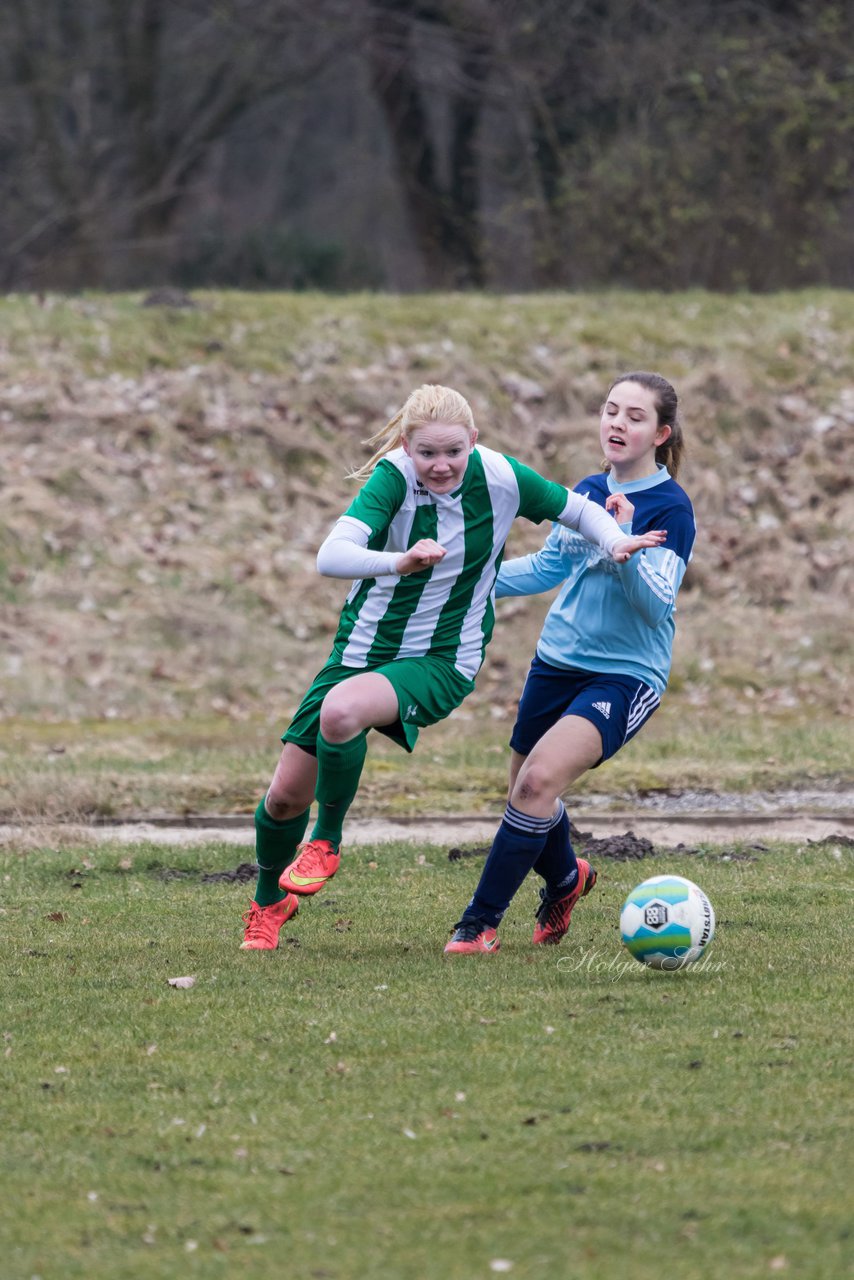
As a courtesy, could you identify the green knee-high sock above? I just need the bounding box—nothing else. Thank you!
[253,800,310,906]
[311,732,368,848]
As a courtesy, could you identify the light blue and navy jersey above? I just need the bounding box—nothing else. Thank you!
[496,466,696,694]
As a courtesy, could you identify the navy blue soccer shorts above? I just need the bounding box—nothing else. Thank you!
[509,653,661,765]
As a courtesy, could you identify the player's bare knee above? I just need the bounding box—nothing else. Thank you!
[265,796,289,821]
[265,763,314,818]
[264,791,304,821]
[319,692,361,741]
[514,766,558,808]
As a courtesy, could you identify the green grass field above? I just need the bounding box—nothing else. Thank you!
[2,836,851,1280]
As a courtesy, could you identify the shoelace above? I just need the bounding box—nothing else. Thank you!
[242,903,265,937]
[535,888,570,925]
[294,841,332,874]
[451,918,486,942]
[535,899,556,926]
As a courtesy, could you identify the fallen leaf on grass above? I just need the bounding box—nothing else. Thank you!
[167,976,196,989]
[69,858,95,873]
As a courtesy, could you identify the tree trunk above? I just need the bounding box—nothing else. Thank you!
[367,0,487,286]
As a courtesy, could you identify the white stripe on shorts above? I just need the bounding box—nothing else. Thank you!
[625,684,660,738]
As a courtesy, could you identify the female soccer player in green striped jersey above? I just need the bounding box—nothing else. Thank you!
[240,384,665,950]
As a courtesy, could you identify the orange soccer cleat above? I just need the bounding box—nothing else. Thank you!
[239,894,299,950]
[279,839,341,896]
[532,858,597,946]
[444,919,501,954]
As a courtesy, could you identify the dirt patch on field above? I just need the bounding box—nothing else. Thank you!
[448,826,658,864]
[46,829,849,887]
[3,804,852,859]
[446,824,849,865]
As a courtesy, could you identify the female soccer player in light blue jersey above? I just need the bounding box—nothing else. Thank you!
[445,372,696,953]
[239,383,664,949]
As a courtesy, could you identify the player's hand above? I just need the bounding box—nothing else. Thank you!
[396,538,447,575]
[611,530,666,563]
[605,493,635,525]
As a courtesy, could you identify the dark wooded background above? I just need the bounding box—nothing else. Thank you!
[3,0,851,292]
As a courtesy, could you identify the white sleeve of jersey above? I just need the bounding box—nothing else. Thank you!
[556,491,622,556]
[316,516,402,579]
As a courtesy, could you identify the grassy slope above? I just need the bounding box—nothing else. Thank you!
[1,290,852,817]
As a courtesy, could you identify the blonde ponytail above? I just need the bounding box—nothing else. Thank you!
[347,408,408,481]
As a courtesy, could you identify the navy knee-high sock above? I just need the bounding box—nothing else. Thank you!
[462,804,553,928]
[531,801,579,896]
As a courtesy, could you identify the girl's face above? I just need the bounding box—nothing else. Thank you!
[403,421,477,494]
[599,381,671,480]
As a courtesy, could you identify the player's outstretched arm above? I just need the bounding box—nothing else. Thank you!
[610,531,666,563]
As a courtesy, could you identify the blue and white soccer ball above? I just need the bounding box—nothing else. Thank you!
[619,875,715,969]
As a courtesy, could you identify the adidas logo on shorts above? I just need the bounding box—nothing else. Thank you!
[592,700,612,720]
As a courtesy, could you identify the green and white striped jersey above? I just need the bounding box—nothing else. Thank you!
[330,445,602,679]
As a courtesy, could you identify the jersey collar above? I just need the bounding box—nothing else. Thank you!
[606,464,671,495]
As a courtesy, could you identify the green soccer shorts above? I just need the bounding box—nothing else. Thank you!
[282,654,477,754]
